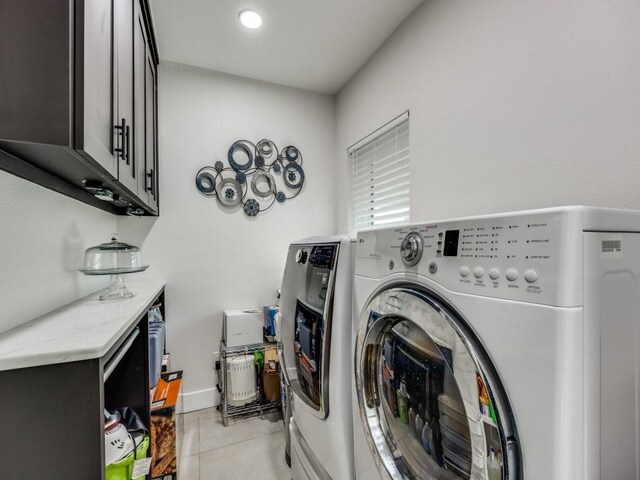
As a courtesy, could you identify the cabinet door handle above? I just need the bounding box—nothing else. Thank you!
[146,168,154,194]
[114,118,126,160]
[124,125,131,165]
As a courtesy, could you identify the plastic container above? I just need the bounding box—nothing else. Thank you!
[421,422,433,455]
[487,447,501,480]
[441,435,471,463]
[438,394,467,425]
[439,415,471,441]
[149,321,166,388]
[106,434,149,480]
[227,354,257,406]
[443,447,471,479]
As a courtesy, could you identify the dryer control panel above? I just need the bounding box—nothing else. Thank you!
[356,208,586,307]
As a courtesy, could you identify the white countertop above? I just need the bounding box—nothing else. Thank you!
[0,279,165,372]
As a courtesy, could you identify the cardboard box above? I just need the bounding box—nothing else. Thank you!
[151,371,182,480]
[223,309,263,347]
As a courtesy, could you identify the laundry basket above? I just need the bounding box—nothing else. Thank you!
[226,354,257,406]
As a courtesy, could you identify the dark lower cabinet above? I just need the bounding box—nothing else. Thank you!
[0,289,164,480]
[0,0,159,216]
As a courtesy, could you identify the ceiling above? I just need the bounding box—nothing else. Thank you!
[150,0,424,94]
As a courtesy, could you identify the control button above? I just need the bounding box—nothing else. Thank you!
[473,267,484,279]
[488,268,500,280]
[460,266,470,277]
[429,262,438,274]
[505,268,518,281]
[524,269,538,283]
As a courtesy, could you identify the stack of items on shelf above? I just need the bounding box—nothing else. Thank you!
[150,371,183,480]
[218,306,282,425]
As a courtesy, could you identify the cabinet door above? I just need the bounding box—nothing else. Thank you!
[134,6,149,206]
[79,0,117,176]
[145,53,159,212]
[114,0,137,195]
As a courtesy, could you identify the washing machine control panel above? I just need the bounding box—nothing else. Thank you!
[357,209,584,306]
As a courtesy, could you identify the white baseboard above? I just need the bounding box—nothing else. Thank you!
[179,387,219,413]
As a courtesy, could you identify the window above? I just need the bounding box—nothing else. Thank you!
[349,113,410,231]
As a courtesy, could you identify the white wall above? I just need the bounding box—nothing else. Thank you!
[0,171,115,333]
[336,0,640,230]
[118,62,336,411]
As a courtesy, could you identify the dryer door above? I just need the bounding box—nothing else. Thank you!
[355,287,521,480]
[279,243,339,419]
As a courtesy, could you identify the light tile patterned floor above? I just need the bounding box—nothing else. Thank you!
[177,407,291,480]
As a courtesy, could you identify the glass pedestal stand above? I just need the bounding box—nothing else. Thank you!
[100,274,135,301]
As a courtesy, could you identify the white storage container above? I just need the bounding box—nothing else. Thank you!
[223,309,263,347]
[226,354,257,406]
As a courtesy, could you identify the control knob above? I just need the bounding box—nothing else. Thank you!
[295,249,308,264]
[400,232,424,267]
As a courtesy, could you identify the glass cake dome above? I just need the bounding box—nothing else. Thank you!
[80,235,148,300]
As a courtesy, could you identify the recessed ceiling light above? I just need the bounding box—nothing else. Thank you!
[239,9,263,29]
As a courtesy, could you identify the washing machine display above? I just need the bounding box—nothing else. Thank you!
[356,288,516,480]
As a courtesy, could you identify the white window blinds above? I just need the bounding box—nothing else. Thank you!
[349,115,410,231]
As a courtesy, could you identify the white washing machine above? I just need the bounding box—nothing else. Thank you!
[352,206,640,480]
[280,235,355,480]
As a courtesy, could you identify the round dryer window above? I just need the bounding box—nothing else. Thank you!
[355,287,522,480]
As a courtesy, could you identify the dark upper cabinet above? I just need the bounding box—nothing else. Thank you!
[0,0,160,216]
[115,0,137,195]
[134,1,158,213]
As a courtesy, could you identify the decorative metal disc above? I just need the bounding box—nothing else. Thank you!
[256,139,275,157]
[283,146,299,162]
[255,155,265,168]
[235,171,247,184]
[272,163,281,173]
[251,170,276,198]
[275,192,286,203]
[195,167,217,196]
[216,178,243,206]
[244,199,260,216]
[228,141,254,171]
[283,162,305,189]
[214,161,224,172]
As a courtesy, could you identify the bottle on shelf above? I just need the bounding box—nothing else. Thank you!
[487,447,501,480]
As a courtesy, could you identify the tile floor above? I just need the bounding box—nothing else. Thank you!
[177,407,291,480]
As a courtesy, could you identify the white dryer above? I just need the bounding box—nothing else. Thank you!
[352,207,640,480]
[280,235,355,480]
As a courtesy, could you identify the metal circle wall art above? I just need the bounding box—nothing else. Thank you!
[195,139,306,217]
